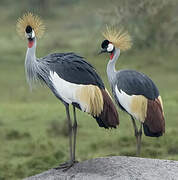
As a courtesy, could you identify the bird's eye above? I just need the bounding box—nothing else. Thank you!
[26,25,33,33]
[107,43,114,52]
[101,40,109,49]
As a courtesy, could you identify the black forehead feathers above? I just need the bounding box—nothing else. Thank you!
[26,25,32,33]
[101,40,109,49]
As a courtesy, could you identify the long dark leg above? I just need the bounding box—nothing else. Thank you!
[137,123,143,156]
[65,104,73,165]
[72,106,78,163]
[56,104,73,170]
[131,116,140,156]
[131,116,138,136]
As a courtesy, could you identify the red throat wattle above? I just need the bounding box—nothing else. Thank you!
[28,41,34,48]
[110,52,114,60]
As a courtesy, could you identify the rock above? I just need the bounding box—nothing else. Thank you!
[25,156,178,180]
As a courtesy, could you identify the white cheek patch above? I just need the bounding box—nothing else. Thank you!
[107,43,114,52]
[31,30,35,38]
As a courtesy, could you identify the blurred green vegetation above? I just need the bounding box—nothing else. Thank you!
[0,0,178,179]
[101,0,178,48]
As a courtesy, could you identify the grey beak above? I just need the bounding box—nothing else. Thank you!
[98,49,107,55]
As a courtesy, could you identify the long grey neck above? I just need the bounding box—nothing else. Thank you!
[25,39,37,62]
[106,48,120,84]
[25,38,38,89]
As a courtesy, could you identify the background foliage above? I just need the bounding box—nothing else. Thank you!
[100,0,178,48]
[0,0,178,179]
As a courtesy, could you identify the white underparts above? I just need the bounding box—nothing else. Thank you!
[115,86,147,122]
[49,71,83,104]
[115,87,132,113]
[49,71,103,116]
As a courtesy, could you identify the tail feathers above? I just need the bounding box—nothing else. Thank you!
[143,98,165,137]
[95,89,119,129]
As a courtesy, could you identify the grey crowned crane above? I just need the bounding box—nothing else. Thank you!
[99,26,165,155]
[16,13,119,169]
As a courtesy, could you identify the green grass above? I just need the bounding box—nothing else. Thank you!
[0,1,178,179]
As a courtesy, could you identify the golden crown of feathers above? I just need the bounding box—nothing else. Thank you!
[102,25,132,51]
[16,12,45,39]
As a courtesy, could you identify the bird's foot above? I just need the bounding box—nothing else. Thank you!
[55,160,79,171]
[57,160,79,168]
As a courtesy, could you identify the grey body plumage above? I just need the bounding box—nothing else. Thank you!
[25,38,105,102]
[115,70,159,100]
[106,48,159,100]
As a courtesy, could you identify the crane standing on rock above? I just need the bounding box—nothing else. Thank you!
[16,13,119,170]
[99,26,165,155]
